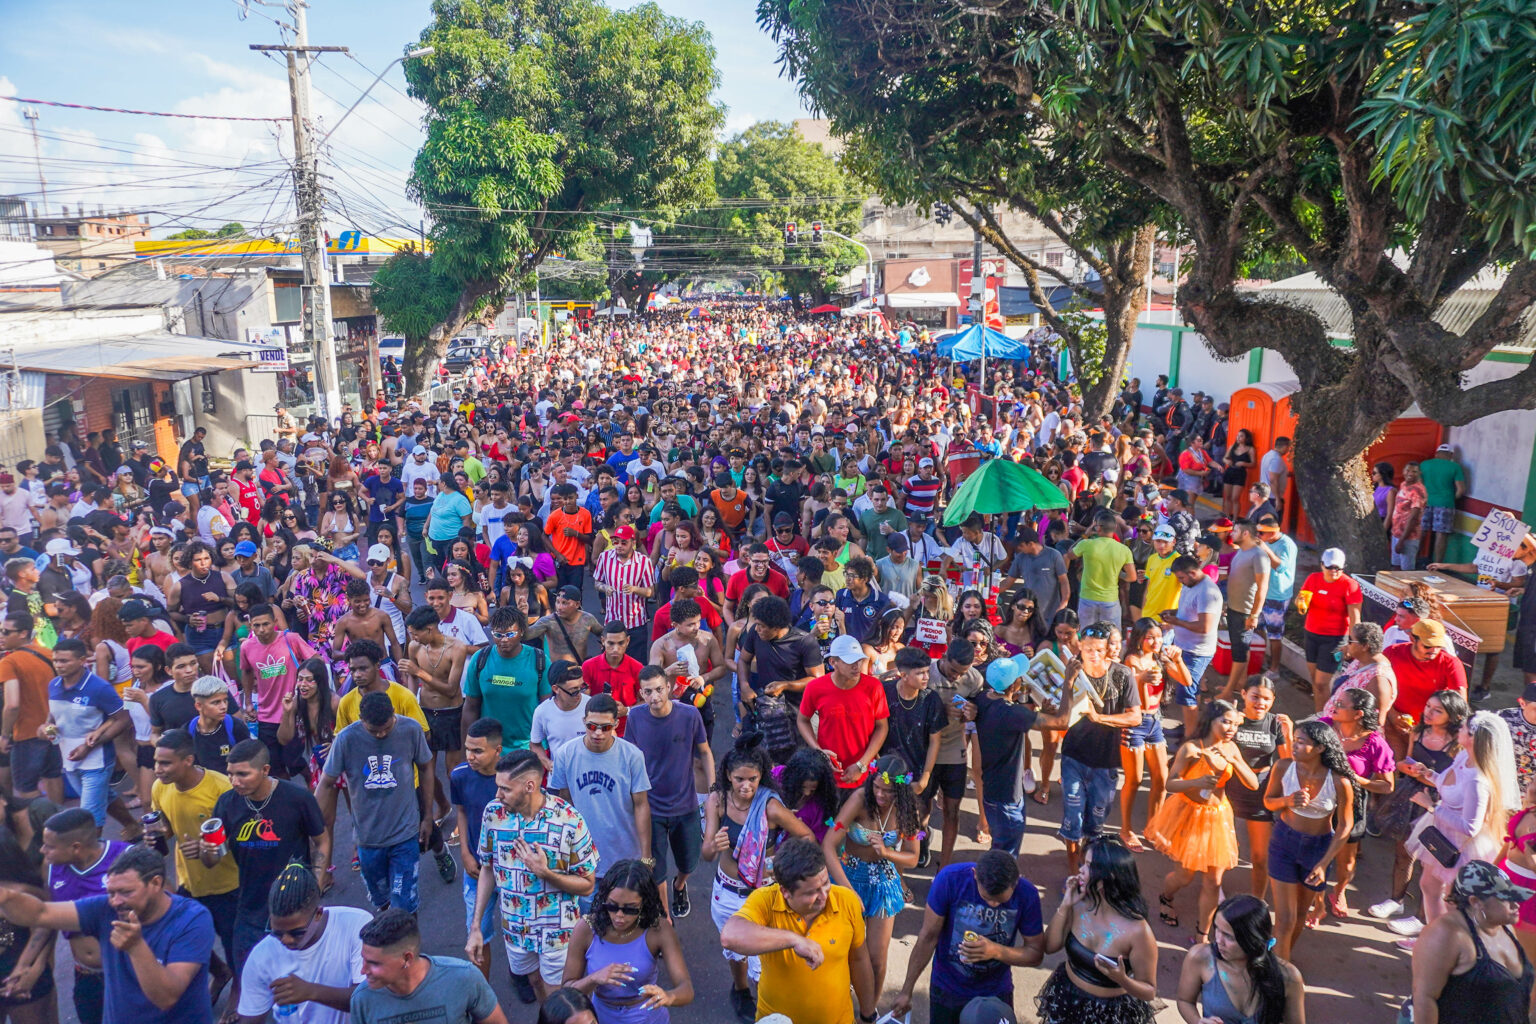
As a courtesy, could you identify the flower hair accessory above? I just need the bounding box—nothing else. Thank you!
[879,770,914,786]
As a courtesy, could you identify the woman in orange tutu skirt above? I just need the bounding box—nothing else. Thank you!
[1146,699,1260,944]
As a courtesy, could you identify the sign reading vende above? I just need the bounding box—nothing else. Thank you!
[246,328,289,373]
[1470,508,1531,561]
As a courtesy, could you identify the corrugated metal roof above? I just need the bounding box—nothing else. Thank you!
[15,331,269,380]
[1258,269,1536,351]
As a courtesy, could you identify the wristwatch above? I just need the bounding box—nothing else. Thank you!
[640,856,655,867]
[859,1011,878,1023]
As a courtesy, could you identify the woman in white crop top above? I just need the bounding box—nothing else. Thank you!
[1406,710,1519,926]
[1261,720,1356,961]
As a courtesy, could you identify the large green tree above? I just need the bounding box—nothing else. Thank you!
[762,0,1536,567]
[165,222,246,240]
[382,0,723,388]
[756,3,1159,420]
[712,122,865,309]
[370,247,462,386]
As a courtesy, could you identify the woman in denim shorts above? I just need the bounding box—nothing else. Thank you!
[1261,720,1356,961]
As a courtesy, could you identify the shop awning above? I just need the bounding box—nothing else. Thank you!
[15,331,271,381]
[885,291,960,309]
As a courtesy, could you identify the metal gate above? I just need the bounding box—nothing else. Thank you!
[110,383,156,451]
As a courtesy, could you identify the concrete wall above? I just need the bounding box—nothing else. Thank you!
[1445,358,1536,515]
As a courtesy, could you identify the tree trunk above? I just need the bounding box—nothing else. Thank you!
[1287,378,1396,571]
[402,334,436,397]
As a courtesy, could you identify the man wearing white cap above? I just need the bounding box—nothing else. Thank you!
[1140,524,1182,621]
[401,444,441,496]
[1297,547,1363,711]
[796,634,889,791]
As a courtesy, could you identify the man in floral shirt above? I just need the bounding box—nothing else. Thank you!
[467,748,597,1005]
[1497,682,1536,790]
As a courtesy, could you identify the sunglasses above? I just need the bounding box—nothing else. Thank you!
[367,559,386,567]
[266,913,318,940]
[585,722,616,733]
[600,901,642,916]
[489,631,520,641]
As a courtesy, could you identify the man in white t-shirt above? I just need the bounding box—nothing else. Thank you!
[237,865,370,1024]
[530,663,590,771]
[1160,555,1223,735]
[400,445,441,496]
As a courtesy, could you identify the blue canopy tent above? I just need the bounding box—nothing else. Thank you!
[938,322,1027,395]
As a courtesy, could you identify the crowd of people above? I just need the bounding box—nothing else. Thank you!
[0,297,1533,1024]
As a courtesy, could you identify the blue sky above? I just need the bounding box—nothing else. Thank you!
[0,0,809,238]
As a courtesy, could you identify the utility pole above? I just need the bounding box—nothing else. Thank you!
[21,107,47,216]
[251,2,347,422]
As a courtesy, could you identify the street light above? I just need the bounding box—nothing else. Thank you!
[319,46,434,147]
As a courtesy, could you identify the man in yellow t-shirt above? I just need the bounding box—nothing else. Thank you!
[721,837,876,1024]
[1141,526,1183,622]
[150,727,240,979]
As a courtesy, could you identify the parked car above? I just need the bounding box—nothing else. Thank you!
[441,344,491,373]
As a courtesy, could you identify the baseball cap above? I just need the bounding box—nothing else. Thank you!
[984,656,1021,693]
[959,995,1018,1024]
[1152,525,1176,542]
[1256,515,1281,535]
[131,439,149,450]
[233,540,258,558]
[828,634,865,665]
[44,538,79,557]
[1411,619,1450,648]
[1455,859,1535,906]
[412,445,428,455]
[234,459,254,472]
[611,524,637,541]
[772,512,795,528]
[1522,681,1536,704]
[366,543,392,564]
[1321,547,1347,568]
[117,600,152,622]
[1436,442,1454,453]
[887,533,909,552]
[556,585,582,602]
[918,457,935,468]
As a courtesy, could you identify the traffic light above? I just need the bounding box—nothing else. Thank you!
[811,222,823,244]
[785,221,798,246]
[934,202,953,226]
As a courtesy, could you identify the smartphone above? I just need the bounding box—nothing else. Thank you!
[1094,953,1119,973]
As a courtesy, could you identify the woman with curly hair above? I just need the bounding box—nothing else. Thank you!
[562,859,694,1022]
[824,753,924,998]
[771,746,840,843]
[700,736,814,1017]
[1322,686,1396,919]
[1039,836,1159,1024]
[1261,719,1358,960]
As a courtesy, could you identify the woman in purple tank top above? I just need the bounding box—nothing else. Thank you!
[562,860,694,1023]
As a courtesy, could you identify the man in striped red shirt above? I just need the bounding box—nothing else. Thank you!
[902,458,944,519]
[593,524,656,655]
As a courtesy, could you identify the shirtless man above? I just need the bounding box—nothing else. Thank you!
[401,605,468,825]
[649,597,729,735]
[363,542,411,643]
[524,584,603,664]
[330,578,405,666]
[143,529,179,606]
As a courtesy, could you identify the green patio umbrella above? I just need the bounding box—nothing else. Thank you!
[942,458,1070,526]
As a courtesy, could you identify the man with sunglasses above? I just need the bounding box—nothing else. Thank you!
[468,748,597,1003]
[551,694,653,882]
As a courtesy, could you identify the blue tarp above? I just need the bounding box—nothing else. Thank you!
[938,323,1027,361]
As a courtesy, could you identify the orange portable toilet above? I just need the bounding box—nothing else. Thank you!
[1288,416,1444,546]
[1228,379,1299,486]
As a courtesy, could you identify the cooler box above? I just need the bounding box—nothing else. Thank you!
[1374,569,1509,654]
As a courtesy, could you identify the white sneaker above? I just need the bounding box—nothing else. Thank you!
[1022,770,1038,794]
[1367,899,1405,919]
[966,776,976,791]
[1395,937,1417,952]
[1388,916,1425,937]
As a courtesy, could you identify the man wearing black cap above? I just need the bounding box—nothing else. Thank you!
[525,585,603,664]
[766,513,809,578]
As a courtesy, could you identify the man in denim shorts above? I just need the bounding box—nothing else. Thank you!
[1056,623,1142,874]
[1256,515,1297,671]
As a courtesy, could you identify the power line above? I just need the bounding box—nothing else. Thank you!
[0,94,287,123]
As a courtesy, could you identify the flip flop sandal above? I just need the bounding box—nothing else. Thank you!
[1158,894,1178,927]
[1030,785,1052,805]
[1122,833,1148,853]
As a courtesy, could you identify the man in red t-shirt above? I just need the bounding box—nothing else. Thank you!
[796,634,890,789]
[232,460,263,524]
[581,621,643,736]
[120,601,175,654]
[1298,548,1363,710]
[1385,618,1468,731]
[724,543,790,620]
